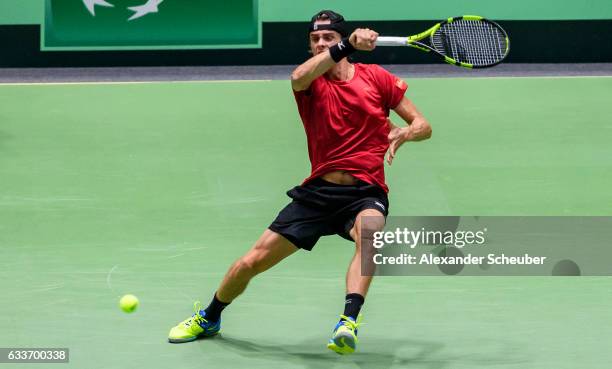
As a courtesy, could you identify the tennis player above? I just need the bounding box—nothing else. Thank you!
[168,10,432,354]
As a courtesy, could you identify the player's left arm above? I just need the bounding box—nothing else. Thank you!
[387,97,432,165]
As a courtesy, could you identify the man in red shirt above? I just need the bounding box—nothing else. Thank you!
[169,10,432,354]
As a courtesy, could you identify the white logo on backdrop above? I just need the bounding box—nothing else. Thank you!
[81,0,164,21]
[127,0,164,21]
[82,0,114,16]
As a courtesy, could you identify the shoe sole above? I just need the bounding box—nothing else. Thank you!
[168,331,220,344]
[327,332,356,355]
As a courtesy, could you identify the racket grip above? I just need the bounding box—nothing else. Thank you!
[376,37,409,46]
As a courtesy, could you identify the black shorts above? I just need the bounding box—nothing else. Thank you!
[269,177,389,251]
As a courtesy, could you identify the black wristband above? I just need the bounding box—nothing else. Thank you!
[328,37,356,63]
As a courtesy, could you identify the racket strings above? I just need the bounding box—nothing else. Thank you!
[432,20,507,66]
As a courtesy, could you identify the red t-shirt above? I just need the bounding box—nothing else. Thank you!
[293,63,407,193]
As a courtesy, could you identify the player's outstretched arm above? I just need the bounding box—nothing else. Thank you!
[387,97,432,165]
[291,28,379,91]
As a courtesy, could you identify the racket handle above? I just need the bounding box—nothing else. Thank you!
[376,37,409,46]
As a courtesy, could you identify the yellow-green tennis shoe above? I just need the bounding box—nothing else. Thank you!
[168,302,221,343]
[327,314,363,355]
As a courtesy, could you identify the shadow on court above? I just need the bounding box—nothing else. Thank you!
[203,334,531,369]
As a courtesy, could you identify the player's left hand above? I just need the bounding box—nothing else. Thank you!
[387,123,412,165]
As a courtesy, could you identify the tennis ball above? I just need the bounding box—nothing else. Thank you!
[119,294,139,313]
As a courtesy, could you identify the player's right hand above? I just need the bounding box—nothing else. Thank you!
[349,28,379,51]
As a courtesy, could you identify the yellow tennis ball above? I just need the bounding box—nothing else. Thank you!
[119,294,139,313]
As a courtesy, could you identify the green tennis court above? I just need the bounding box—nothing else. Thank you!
[1,76,611,368]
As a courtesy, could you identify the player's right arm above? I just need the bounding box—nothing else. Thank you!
[291,28,379,91]
[290,51,336,91]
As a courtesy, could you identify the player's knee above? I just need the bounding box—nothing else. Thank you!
[232,257,257,278]
[354,212,385,238]
[235,254,267,277]
[352,211,385,253]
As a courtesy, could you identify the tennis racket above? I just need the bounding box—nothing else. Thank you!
[376,15,510,68]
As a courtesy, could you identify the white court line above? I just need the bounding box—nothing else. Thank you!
[0,79,273,86]
[409,75,612,80]
[1,75,612,86]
